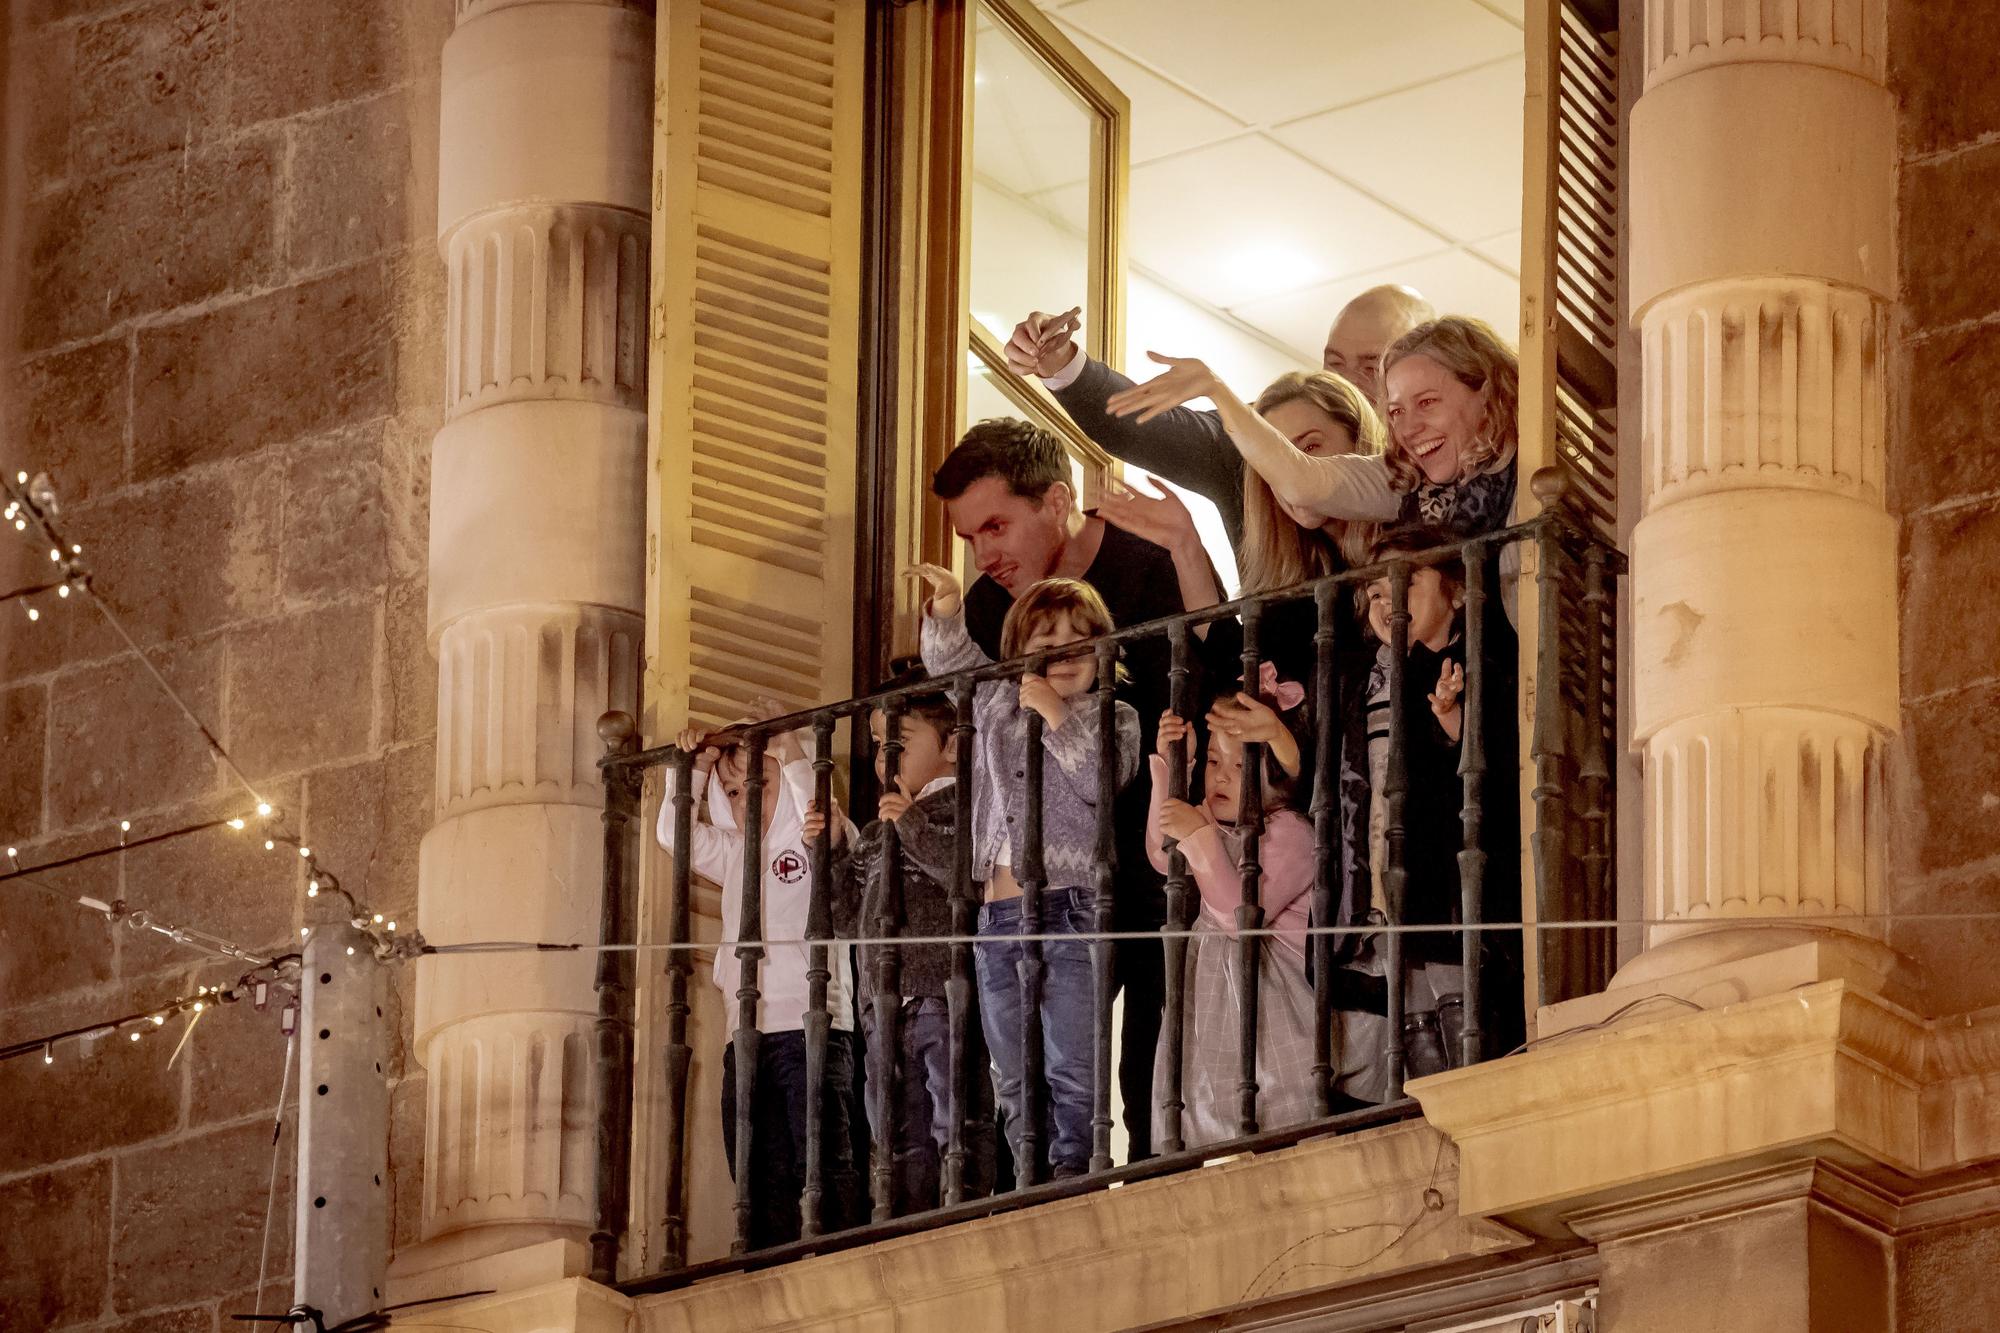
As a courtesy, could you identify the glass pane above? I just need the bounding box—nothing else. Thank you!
[969,2,1100,350]
[965,344,1086,499]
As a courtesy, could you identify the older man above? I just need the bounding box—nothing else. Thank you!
[1003,284,1434,550]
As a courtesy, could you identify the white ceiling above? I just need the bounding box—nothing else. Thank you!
[993,0,1526,368]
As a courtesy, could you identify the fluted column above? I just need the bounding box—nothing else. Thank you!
[411,0,651,1271]
[1622,0,1900,980]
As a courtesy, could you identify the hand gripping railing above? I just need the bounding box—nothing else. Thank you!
[591,490,1623,1287]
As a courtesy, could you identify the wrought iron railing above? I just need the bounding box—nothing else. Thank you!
[591,480,1623,1289]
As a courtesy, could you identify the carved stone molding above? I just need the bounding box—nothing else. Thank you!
[1640,279,1886,512]
[434,603,642,816]
[1645,707,1886,933]
[1643,0,1885,90]
[445,204,649,420]
[458,0,652,24]
[423,1011,598,1236]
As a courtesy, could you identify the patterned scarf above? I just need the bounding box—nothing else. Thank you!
[1402,463,1517,538]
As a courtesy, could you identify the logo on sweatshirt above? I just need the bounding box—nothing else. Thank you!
[772,850,807,884]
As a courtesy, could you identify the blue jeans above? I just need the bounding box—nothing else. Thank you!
[975,886,1096,1180]
[862,996,997,1211]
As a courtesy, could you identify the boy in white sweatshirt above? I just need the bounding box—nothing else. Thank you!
[658,710,863,1247]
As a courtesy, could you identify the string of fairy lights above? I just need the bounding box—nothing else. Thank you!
[0,466,412,1070]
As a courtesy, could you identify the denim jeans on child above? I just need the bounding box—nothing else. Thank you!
[974,885,1096,1180]
[720,1028,866,1249]
[862,995,997,1212]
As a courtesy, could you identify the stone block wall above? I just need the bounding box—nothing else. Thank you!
[1889,3,2000,1016]
[0,1,447,1327]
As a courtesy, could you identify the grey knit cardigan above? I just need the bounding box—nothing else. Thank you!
[920,608,1140,893]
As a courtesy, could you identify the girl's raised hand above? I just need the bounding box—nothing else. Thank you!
[1104,352,1223,424]
[1207,691,1282,744]
[1430,659,1465,741]
[904,562,962,618]
[1157,797,1206,844]
[1207,691,1302,778]
[1155,709,1192,760]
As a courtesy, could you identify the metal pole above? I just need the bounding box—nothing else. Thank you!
[294,920,389,1326]
[590,712,640,1284]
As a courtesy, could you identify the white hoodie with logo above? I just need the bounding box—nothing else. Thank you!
[655,757,857,1034]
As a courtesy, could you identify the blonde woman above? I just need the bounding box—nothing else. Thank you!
[1105,317,1522,542]
[1095,368,1383,683]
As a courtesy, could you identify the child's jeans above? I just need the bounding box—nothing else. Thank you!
[862,995,998,1212]
[974,886,1096,1180]
[720,1028,865,1249]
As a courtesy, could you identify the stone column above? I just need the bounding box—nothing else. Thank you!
[1616,1,1906,994]
[407,0,651,1278]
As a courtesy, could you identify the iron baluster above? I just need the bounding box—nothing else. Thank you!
[943,678,977,1207]
[589,713,641,1284]
[1529,509,1570,1012]
[1234,600,1266,1137]
[729,732,768,1255]
[1158,622,1194,1155]
[1089,641,1118,1174]
[1307,583,1339,1116]
[869,703,905,1221]
[1018,654,1048,1185]
[1382,562,1411,1100]
[1456,548,1488,1068]
[660,747,696,1269]
[801,715,836,1237]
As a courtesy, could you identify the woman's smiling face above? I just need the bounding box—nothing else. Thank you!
[1383,353,1489,486]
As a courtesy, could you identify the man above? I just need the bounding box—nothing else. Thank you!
[1320,284,1437,401]
[931,416,1191,1163]
[1003,285,1435,550]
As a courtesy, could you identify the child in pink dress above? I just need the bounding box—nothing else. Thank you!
[1147,669,1318,1149]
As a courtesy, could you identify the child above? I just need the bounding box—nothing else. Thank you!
[656,701,864,1248]
[1148,666,1319,1148]
[1355,527,1524,1075]
[807,665,997,1212]
[909,564,1140,1182]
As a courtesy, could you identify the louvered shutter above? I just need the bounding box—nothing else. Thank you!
[648,0,862,732]
[1518,0,1627,1012]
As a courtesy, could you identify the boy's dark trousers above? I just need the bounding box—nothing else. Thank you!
[720,1029,866,1249]
[862,995,998,1214]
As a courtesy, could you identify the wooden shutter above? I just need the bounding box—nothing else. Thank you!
[648,0,863,734]
[1519,0,1626,1012]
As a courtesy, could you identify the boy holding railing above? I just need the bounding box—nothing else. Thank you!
[657,703,865,1248]
[806,663,997,1211]
[1355,527,1524,1076]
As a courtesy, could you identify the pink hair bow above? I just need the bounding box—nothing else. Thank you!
[1257,661,1306,712]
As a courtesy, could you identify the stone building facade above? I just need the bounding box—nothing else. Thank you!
[0,0,1996,1329]
[0,3,448,1328]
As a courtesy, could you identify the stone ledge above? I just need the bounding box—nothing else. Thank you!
[391,1275,631,1333]
[630,1121,1528,1333]
[1410,979,2000,1231]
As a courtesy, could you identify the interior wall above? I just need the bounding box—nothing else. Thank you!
[0,2,448,1327]
[1887,0,2000,1016]
[967,175,1311,594]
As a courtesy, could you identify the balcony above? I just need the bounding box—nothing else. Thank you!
[585,487,1623,1323]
